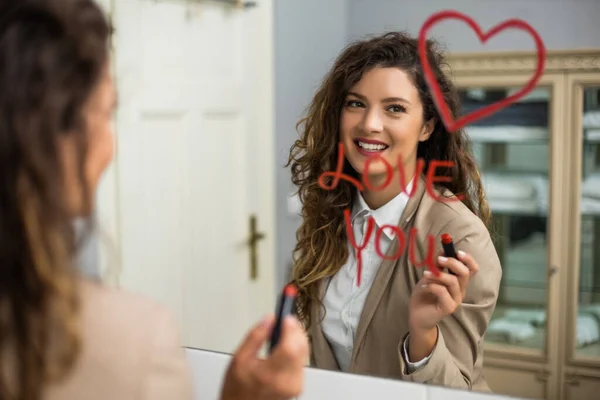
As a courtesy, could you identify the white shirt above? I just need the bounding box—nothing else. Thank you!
[321,179,432,373]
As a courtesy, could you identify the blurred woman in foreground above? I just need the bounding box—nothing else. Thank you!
[0,0,308,399]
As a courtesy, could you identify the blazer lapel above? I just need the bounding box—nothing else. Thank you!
[310,279,341,370]
[348,175,427,371]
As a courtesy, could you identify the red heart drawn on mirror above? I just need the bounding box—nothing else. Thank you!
[418,10,546,133]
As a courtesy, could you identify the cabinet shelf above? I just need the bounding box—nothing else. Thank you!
[585,128,600,143]
[465,127,600,144]
[466,126,548,143]
[463,112,600,144]
[488,202,600,217]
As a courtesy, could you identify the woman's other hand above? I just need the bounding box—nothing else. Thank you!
[220,314,308,400]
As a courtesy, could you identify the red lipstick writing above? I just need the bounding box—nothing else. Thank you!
[318,142,450,286]
[319,143,465,203]
[344,208,439,286]
[418,10,546,133]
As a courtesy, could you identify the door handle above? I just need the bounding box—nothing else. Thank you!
[248,215,265,280]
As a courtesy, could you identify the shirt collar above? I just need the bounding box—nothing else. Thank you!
[350,177,414,240]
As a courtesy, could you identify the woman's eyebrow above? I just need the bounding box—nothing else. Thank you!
[347,91,411,105]
[381,96,411,105]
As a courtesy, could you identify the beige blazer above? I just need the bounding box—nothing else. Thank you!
[309,175,502,392]
[45,279,193,400]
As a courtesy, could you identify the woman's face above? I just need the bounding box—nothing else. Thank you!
[339,67,433,185]
[61,62,117,216]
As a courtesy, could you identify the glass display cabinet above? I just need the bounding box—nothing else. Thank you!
[458,85,551,355]
[447,50,600,400]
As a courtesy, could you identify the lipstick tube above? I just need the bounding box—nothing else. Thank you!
[441,233,458,275]
[269,284,298,354]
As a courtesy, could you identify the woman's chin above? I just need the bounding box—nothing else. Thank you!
[363,171,393,184]
[353,161,394,178]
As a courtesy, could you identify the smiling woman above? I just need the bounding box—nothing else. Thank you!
[286,31,502,391]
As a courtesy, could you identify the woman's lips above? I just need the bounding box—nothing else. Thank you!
[354,139,389,156]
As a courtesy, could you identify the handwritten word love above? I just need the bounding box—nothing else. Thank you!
[318,142,465,202]
[344,209,439,286]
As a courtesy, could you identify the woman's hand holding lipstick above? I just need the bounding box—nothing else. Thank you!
[406,249,479,362]
[219,314,308,400]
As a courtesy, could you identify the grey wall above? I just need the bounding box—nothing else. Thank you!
[347,0,600,51]
[344,0,600,174]
[274,0,348,289]
[274,0,600,290]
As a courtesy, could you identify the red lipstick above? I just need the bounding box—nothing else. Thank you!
[269,284,298,353]
[441,233,458,276]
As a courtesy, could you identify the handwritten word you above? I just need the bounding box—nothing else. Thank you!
[318,143,464,203]
[344,209,439,286]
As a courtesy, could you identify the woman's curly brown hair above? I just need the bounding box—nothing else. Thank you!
[0,0,111,398]
[286,31,492,331]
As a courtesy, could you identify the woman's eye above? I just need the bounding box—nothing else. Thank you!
[346,100,364,108]
[387,105,405,113]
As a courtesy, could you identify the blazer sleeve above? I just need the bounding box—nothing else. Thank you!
[140,306,194,399]
[397,214,502,389]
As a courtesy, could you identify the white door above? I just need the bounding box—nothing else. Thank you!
[96,0,276,354]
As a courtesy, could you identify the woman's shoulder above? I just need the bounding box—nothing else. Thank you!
[78,277,184,346]
[415,184,488,238]
[47,278,192,398]
[45,278,192,398]
[79,278,166,314]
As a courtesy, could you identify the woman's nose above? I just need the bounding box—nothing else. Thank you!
[362,108,384,133]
